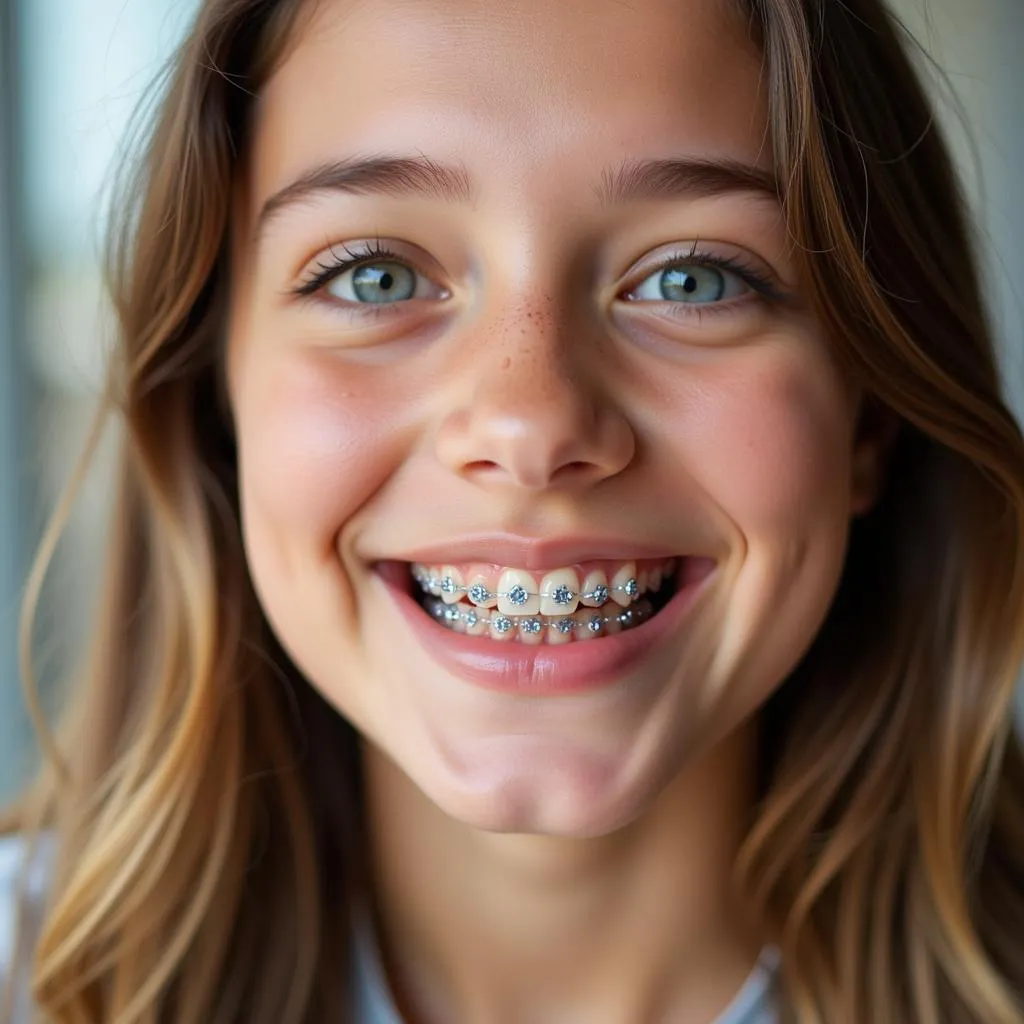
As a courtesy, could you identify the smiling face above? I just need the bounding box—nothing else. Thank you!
[225,0,883,836]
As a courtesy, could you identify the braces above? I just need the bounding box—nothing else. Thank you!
[412,567,639,606]
[422,596,653,634]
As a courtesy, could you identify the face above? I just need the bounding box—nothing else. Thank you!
[226,0,884,836]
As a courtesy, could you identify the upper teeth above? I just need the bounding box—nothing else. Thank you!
[411,560,675,615]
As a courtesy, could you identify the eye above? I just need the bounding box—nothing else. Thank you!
[293,241,448,308]
[627,262,750,305]
[328,260,429,304]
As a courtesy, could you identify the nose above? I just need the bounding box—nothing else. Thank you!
[434,300,636,491]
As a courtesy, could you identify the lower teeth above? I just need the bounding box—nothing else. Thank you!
[422,595,656,642]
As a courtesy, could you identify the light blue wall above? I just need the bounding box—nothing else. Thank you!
[0,0,32,799]
[21,0,199,262]
[0,0,198,801]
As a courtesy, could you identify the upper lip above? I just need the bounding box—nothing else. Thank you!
[379,534,687,572]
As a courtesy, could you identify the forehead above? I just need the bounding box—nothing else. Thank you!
[252,0,768,208]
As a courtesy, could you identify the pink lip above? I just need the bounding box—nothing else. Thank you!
[376,558,716,696]
[386,534,687,573]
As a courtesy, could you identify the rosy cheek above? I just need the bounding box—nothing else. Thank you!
[658,343,853,537]
[721,381,844,521]
[236,353,415,550]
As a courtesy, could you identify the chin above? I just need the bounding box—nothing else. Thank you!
[410,739,674,838]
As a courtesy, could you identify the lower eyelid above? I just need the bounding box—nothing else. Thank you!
[613,293,764,323]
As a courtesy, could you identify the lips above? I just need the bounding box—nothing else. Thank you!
[373,552,717,695]
[385,535,687,572]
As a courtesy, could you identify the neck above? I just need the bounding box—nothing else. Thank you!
[362,718,765,1024]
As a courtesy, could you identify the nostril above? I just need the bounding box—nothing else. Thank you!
[558,461,597,476]
[462,460,503,475]
[544,460,606,487]
[459,457,605,490]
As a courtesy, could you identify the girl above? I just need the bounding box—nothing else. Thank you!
[3,0,1024,1021]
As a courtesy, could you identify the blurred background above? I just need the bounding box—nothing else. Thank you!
[0,0,1022,801]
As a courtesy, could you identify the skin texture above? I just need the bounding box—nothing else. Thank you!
[226,0,890,1018]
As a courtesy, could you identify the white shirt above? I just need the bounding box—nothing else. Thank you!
[0,834,54,1022]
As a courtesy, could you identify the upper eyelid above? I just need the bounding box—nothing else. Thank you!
[623,242,773,278]
[311,241,408,275]
[294,242,430,294]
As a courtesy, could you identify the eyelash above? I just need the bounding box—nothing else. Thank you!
[291,239,785,310]
[293,239,405,298]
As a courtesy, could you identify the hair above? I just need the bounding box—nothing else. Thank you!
[2,0,1023,1020]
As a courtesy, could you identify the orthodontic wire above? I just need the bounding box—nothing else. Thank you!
[422,595,652,635]
[411,567,642,607]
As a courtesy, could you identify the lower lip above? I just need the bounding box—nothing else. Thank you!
[378,560,714,696]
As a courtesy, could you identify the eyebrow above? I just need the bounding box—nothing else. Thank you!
[254,153,780,243]
[255,155,474,241]
[596,157,779,207]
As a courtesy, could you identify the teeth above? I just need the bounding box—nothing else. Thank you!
[489,613,516,641]
[578,569,609,608]
[412,564,443,597]
[466,572,498,608]
[497,569,540,616]
[574,609,604,641]
[539,569,580,615]
[421,596,657,644]
[610,562,638,607]
[463,607,489,636]
[414,557,677,632]
[440,565,463,605]
[518,617,545,645]
[547,616,576,645]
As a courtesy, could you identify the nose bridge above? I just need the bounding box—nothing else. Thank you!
[483,293,588,421]
[434,288,635,491]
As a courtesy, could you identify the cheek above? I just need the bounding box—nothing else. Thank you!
[673,339,855,712]
[233,351,414,563]
[667,342,854,537]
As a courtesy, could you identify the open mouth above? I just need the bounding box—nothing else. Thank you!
[406,558,683,645]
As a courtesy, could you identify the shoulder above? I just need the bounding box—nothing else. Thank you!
[0,832,56,1020]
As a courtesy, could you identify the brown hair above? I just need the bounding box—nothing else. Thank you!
[3,0,1024,1021]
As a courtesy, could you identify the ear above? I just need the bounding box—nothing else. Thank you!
[849,395,900,517]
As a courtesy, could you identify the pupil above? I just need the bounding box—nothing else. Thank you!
[379,272,394,291]
[682,275,697,293]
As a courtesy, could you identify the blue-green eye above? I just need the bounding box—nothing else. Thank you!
[630,263,749,304]
[328,261,422,304]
